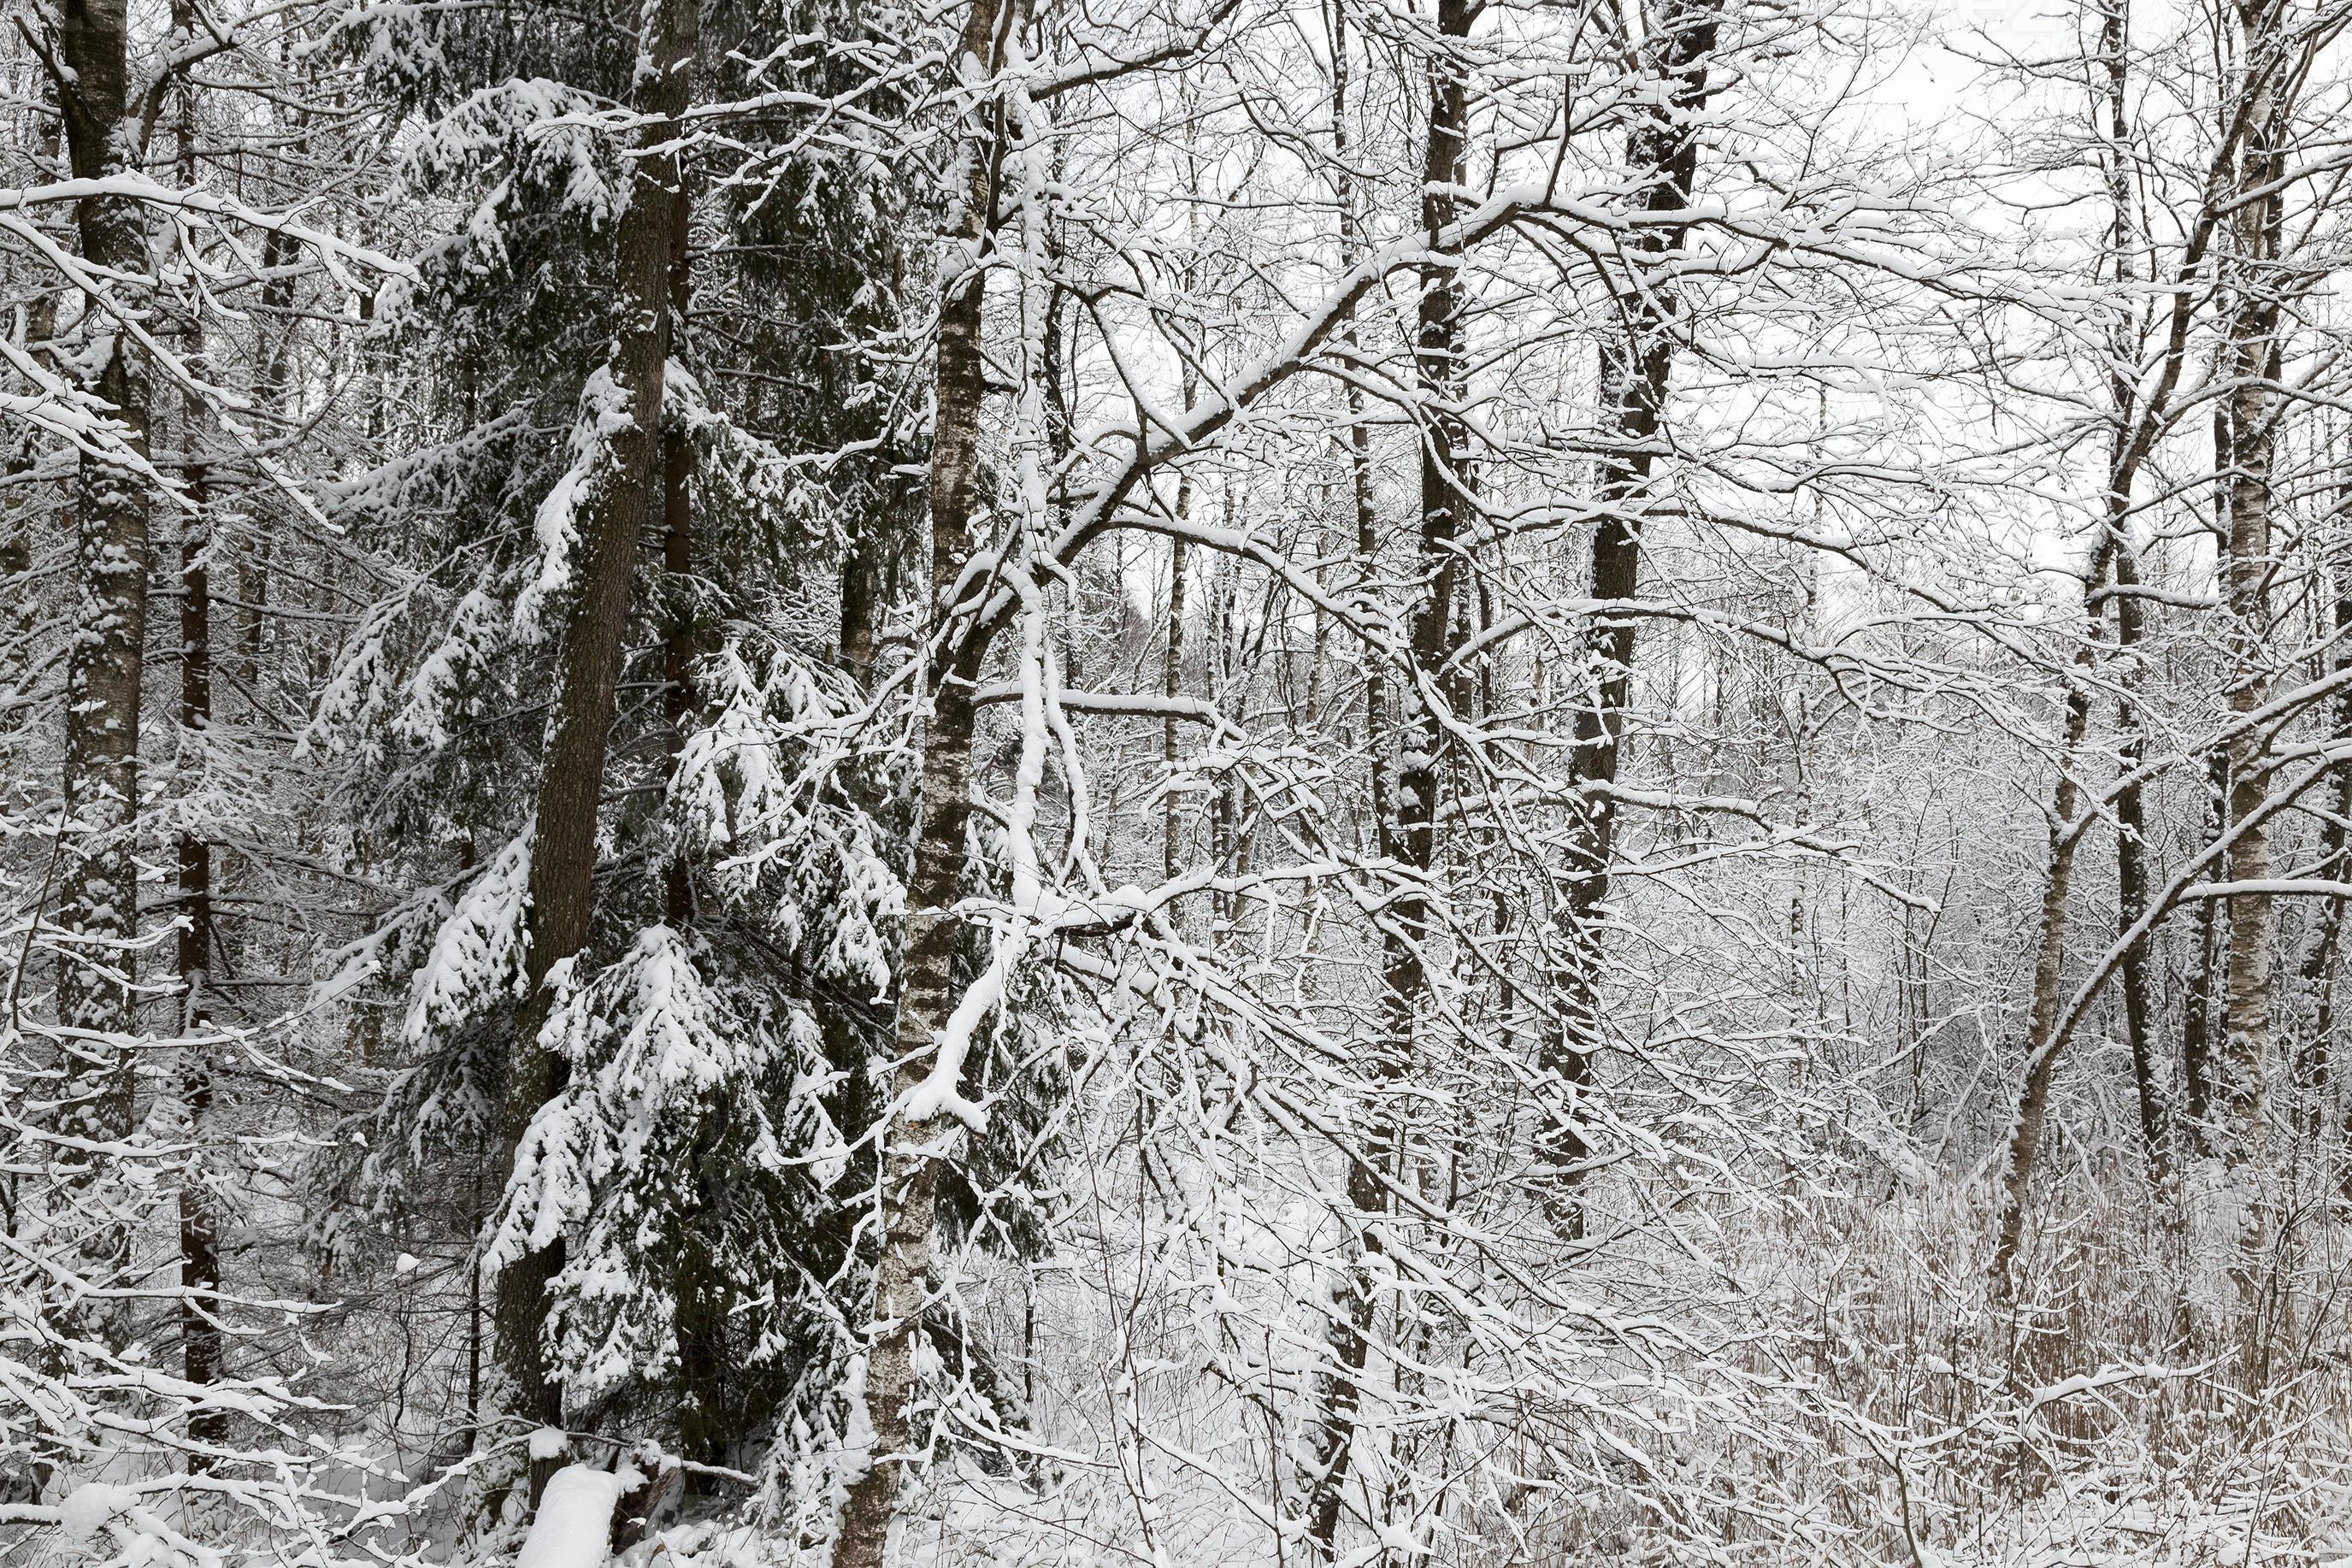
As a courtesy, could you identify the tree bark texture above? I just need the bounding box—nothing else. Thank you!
[827,0,1015,1559]
[1989,672,2096,1288]
[1303,0,1473,1550]
[1541,0,1723,1233]
[496,0,701,1487]
[53,0,150,1095]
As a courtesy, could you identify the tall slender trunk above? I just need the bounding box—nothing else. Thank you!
[2184,748,2228,1155]
[1164,534,1188,884]
[2086,0,2172,1192]
[1989,668,2096,1288]
[663,172,695,929]
[1303,1,1473,1553]
[2196,5,2294,1385]
[171,53,226,1463]
[41,0,150,1348]
[174,451,224,1463]
[239,226,297,711]
[2215,0,2284,1182]
[2296,551,2352,1148]
[1300,3,1390,1525]
[2111,546,2170,1189]
[0,130,57,709]
[1328,0,1393,868]
[1211,551,1242,928]
[827,0,1015,1560]
[2215,397,2278,1182]
[52,0,150,1121]
[1165,127,1204,896]
[1540,0,1722,1231]
[496,0,700,1489]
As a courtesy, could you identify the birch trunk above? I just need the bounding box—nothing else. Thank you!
[2215,376,2279,1182]
[827,0,1014,1559]
[1989,671,2095,1288]
[2214,0,2284,1181]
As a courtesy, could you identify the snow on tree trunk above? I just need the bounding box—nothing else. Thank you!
[169,33,226,1461]
[1990,664,2096,1290]
[1301,0,1474,1549]
[2216,66,2284,1190]
[827,0,1016,1562]
[1541,0,1724,1236]
[496,0,703,1485]
[52,0,150,1097]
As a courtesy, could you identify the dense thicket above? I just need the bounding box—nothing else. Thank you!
[7,0,2352,1563]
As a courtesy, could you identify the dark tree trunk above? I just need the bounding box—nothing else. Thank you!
[2184,749,2228,1158]
[496,0,701,1498]
[1327,0,1393,886]
[1164,533,1188,884]
[2084,0,2172,1194]
[1541,0,1723,1233]
[1303,0,1474,1551]
[41,0,150,1350]
[53,0,150,1091]
[2110,551,2171,1189]
[173,59,226,1462]
[663,173,695,929]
